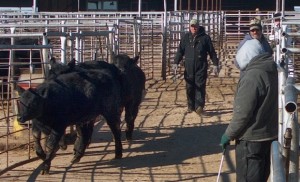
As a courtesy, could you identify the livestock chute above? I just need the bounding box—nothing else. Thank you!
[0,43,52,133]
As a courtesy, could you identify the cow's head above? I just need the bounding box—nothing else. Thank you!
[17,88,45,123]
[48,57,76,79]
[113,54,139,72]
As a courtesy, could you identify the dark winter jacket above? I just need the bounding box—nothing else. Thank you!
[225,53,278,141]
[174,27,219,80]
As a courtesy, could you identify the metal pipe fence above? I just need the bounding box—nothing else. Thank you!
[270,10,300,182]
[271,141,286,182]
[0,10,298,179]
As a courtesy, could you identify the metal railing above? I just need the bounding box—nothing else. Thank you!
[271,141,286,182]
[270,10,300,182]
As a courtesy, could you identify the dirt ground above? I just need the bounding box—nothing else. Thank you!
[0,65,240,181]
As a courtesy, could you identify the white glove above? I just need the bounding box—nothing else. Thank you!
[213,65,220,76]
[172,64,178,71]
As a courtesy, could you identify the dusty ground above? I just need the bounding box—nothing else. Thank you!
[0,65,240,181]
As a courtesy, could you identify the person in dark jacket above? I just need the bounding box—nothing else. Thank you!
[220,39,278,182]
[172,19,220,115]
[235,18,273,76]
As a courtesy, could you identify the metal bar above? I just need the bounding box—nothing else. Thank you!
[0,33,44,37]
[0,45,53,50]
[284,77,297,113]
[281,21,300,25]
[282,32,300,37]
[70,31,112,37]
[289,112,299,182]
[282,47,300,54]
[0,24,115,28]
[283,128,292,181]
[270,141,286,182]
[44,32,69,36]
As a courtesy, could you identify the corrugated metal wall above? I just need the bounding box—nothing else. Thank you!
[0,1,33,7]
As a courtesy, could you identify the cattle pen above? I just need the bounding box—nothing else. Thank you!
[0,8,300,182]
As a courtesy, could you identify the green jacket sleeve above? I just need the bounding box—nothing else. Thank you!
[225,78,258,140]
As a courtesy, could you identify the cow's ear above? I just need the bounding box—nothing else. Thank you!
[49,57,56,65]
[16,85,25,94]
[111,53,117,64]
[132,56,139,64]
[28,88,37,95]
[38,88,48,98]
[68,58,76,69]
[27,87,41,98]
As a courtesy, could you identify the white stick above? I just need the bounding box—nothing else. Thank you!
[217,150,225,182]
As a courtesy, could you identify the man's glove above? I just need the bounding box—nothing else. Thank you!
[220,134,230,150]
[213,65,220,76]
[172,64,178,71]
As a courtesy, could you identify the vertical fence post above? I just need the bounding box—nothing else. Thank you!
[271,141,286,182]
[161,0,167,80]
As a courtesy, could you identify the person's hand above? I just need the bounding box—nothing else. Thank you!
[172,64,178,71]
[213,65,220,76]
[220,134,230,150]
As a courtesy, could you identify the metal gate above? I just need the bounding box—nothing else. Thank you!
[115,17,156,79]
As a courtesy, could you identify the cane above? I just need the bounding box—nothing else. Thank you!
[216,149,226,182]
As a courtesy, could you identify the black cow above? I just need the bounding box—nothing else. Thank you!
[18,55,145,174]
[112,54,146,140]
[48,57,120,80]
[17,65,123,174]
[50,55,146,141]
[46,57,122,163]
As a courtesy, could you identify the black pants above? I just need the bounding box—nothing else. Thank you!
[185,76,206,110]
[235,140,275,182]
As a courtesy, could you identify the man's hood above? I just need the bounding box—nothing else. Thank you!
[236,39,264,70]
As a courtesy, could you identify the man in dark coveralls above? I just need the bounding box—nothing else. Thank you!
[173,19,220,115]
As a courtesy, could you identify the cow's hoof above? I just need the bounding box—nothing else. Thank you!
[41,170,50,175]
[125,131,133,141]
[41,166,50,175]
[36,151,46,161]
[125,135,132,141]
[60,144,67,150]
[71,156,81,164]
[126,137,133,141]
[115,153,122,159]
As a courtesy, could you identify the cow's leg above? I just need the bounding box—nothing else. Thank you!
[42,129,64,175]
[104,114,122,159]
[32,120,46,160]
[58,132,67,150]
[72,124,83,163]
[125,104,139,141]
[86,119,95,148]
[71,121,94,164]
